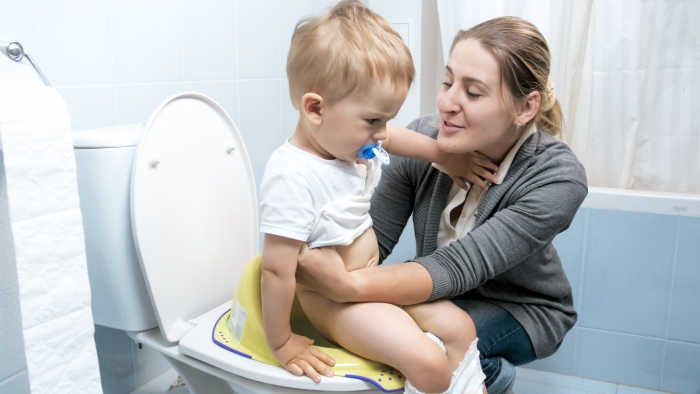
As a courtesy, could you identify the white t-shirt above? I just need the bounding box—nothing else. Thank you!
[259,141,382,249]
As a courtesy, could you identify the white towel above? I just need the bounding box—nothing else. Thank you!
[0,56,102,393]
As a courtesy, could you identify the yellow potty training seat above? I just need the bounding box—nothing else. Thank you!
[213,255,405,392]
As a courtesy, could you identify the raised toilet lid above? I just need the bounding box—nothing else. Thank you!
[131,92,258,343]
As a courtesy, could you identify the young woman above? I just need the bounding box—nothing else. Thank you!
[295,16,588,394]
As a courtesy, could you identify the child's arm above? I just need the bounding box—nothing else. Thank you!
[383,125,498,190]
[261,234,335,382]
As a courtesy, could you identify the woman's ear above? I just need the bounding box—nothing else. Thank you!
[301,93,324,126]
[515,91,540,126]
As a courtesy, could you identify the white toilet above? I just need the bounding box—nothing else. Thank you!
[73,92,386,394]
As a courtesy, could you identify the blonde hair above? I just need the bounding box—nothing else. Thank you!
[450,17,563,136]
[286,0,415,109]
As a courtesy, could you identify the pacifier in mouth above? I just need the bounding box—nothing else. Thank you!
[358,140,390,164]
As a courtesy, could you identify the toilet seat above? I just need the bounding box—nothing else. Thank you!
[130,93,382,391]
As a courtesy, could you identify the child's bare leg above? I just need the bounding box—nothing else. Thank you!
[403,300,477,373]
[298,291,452,393]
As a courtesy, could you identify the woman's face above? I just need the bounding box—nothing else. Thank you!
[436,38,518,160]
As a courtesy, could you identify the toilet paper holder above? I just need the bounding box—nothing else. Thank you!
[0,41,52,87]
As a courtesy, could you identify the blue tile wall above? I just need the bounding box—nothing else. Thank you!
[527,327,577,376]
[578,209,677,338]
[667,216,700,344]
[574,328,665,390]
[0,152,30,393]
[526,208,700,392]
[552,208,587,310]
[661,341,700,394]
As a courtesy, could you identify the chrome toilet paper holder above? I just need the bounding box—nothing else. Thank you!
[0,41,52,87]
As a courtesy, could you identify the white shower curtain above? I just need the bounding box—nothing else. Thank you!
[437,0,700,194]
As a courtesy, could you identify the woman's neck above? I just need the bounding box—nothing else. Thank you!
[479,128,520,166]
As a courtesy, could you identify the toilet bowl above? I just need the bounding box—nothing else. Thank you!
[74,92,390,394]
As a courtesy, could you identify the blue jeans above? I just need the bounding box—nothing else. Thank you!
[451,299,537,394]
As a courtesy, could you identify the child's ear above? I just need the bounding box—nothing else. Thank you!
[301,93,324,126]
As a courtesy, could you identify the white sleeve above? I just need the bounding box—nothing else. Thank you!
[259,169,316,242]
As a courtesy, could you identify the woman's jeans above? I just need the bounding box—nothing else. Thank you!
[451,299,537,394]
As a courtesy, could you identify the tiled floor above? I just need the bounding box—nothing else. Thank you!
[132,367,674,394]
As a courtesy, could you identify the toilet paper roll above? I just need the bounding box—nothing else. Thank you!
[0,57,102,393]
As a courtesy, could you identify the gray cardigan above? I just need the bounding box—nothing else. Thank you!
[370,114,588,358]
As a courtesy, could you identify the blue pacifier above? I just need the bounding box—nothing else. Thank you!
[358,140,390,164]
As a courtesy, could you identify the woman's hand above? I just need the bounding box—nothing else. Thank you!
[296,245,355,303]
[437,151,499,190]
[272,333,335,382]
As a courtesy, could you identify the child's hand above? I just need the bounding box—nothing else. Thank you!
[438,151,498,190]
[273,333,335,383]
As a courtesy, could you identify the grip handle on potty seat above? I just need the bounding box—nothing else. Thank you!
[358,141,390,164]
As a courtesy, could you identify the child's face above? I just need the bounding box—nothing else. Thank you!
[314,79,408,162]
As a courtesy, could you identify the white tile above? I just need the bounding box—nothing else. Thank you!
[115,83,184,125]
[367,0,419,20]
[237,79,281,189]
[32,0,114,86]
[182,0,237,81]
[184,81,239,126]
[279,79,297,144]
[56,86,117,131]
[236,0,280,79]
[0,1,41,68]
[112,0,183,84]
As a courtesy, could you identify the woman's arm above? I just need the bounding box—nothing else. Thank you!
[416,177,588,300]
[298,177,587,304]
[383,125,498,190]
[296,245,433,304]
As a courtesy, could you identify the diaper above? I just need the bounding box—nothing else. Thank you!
[404,336,485,394]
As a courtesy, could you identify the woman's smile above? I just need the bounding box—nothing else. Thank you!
[442,120,464,133]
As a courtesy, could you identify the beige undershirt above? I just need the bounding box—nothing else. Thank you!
[435,124,537,248]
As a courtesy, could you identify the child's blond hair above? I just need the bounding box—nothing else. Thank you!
[286,0,415,109]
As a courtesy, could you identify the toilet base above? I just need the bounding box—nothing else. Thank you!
[127,312,385,393]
